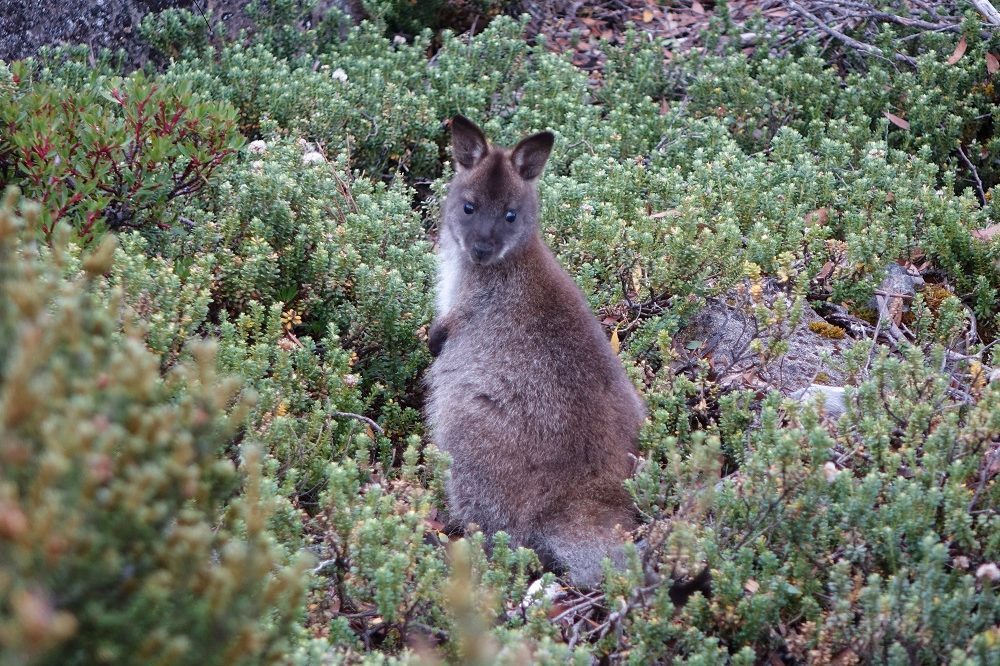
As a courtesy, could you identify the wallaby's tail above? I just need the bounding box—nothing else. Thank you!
[544,517,713,602]
[541,508,634,589]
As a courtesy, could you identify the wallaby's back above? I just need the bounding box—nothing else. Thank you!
[425,116,645,587]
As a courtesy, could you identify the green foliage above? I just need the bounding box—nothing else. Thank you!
[0,189,306,665]
[681,27,1000,194]
[693,345,1000,662]
[361,0,509,35]
[114,137,433,489]
[138,7,218,61]
[157,30,440,179]
[2,5,1000,665]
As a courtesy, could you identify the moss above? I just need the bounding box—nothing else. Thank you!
[853,306,879,325]
[923,283,953,313]
[808,320,847,339]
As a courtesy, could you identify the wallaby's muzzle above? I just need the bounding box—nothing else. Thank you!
[471,241,494,263]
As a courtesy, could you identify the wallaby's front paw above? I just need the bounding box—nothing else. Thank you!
[428,320,449,357]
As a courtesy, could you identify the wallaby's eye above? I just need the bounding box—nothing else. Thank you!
[505,210,517,223]
[463,202,476,215]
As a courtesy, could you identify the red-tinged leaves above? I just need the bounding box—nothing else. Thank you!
[972,223,1000,241]
[987,53,999,74]
[947,36,967,65]
[884,111,910,130]
[6,74,242,242]
[547,601,572,620]
[816,261,836,282]
[805,207,829,226]
[832,649,860,666]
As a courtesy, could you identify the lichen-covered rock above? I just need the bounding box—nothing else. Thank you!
[676,278,849,393]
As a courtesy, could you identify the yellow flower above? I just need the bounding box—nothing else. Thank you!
[281,309,302,331]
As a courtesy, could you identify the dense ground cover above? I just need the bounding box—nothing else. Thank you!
[1,1,999,663]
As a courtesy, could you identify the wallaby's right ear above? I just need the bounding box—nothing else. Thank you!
[451,115,489,171]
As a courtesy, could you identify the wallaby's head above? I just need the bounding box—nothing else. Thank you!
[443,115,554,266]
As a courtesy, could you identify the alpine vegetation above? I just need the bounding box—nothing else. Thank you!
[0,1,999,663]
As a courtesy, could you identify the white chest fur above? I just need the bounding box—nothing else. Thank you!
[435,238,462,317]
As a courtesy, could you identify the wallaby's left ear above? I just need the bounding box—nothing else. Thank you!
[511,131,554,181]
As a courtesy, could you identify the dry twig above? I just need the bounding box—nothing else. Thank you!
[957,144,988,207]
[785,0,917,66]
[329,410,385,435]
[971,0,1000,26]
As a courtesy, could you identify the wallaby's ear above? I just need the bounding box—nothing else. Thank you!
[511,131,554,181]
[451,115,489,171]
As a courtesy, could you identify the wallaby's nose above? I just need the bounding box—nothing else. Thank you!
[472,242,493,262]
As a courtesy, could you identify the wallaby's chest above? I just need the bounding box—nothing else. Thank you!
[435,242,462,318]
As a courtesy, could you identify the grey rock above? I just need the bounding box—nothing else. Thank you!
[876,263,925,300]
[791,384,848,420]
[676,278,848,392]
[0,0,362,71]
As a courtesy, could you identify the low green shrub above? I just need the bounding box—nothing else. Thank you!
[361,0,509,35]
[2,3,999,663]
[681,18,1000,195]
[0,188,306,665]
[101,138,433,494]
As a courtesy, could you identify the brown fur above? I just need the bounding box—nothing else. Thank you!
[424,116,646,587]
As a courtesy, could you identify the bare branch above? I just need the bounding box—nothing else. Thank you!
[312,558,338,575]
[785,0,918,66]
[867,11,963,34]
[956,144,987,207]
[329,410,386,435]
[971,0,1000,26]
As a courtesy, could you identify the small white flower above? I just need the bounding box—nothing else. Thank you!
[976,563,1000,582]
[581,203,594,213]
[512,578,565,619]
[302,151,326,165]
[247,139,267,155]
[331,68,348,83]
[343,374,360,388]
[392,35,406,45]
[251,160,264,171]
[953,555,970,569]
[823,461,840,483]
